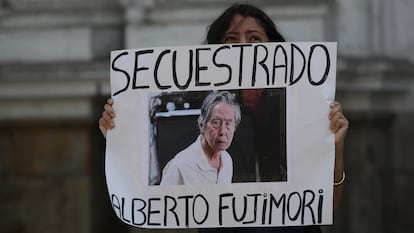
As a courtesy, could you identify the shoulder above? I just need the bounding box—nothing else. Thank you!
[164,140,201,171]
[161,156,184,185]
[221,151,233,166]
[173,143,200,165]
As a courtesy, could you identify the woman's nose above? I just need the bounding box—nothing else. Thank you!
[228,35,247,44]
[238,36,247,43]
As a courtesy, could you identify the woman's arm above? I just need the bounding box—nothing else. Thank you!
[329,101,349,210]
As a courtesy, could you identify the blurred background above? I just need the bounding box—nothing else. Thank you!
[1,0,413,233]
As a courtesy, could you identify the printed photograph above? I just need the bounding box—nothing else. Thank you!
[148,88,286,185]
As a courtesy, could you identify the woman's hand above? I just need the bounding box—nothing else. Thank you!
[329,101,349,209]
[98,98,115,138]
[329,101,349,146]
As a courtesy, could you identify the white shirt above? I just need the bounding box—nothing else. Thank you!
[160,135,233,185]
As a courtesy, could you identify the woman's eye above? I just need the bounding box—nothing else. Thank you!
[250,36,263,42]
[223,36,238,43]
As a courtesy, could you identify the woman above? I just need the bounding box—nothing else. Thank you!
[99,3,349,232]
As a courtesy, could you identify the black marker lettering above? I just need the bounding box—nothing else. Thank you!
[219,193,233,225]
[121,197,131,223]
[154,49,172,90]
[301,190,316,224]
[213,45,232,86]
[178,195,193,227]
[111,52,130,97]
[111,194,122,218]
[272,45,288,85]
[252,44,269,86]
[133,49,153,89]
[172,50,193,90]
[147,198,161,226]
[243,193,261,224]
[193,194,209,224]
[262,193,268,225]
[232,44,253,86]
[164,195,179,226]
[195,48,211,87]
[317,189,324,224]
[132,198,146,226]
[269,193,286,225]
[308,44,330,86]
[232,195,247,222]
[289,44,306,86]
[287,192,302,221]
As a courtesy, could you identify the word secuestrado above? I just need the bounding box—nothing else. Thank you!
[111,43,332,96]
[111,189,325,228]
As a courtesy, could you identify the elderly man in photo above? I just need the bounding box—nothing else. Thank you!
[160,91,241,185]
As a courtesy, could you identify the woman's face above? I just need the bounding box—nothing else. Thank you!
[221,15,269,43]
[202,102,236,155]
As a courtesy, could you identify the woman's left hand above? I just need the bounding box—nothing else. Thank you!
[329,101,348,209]
[329,101,349,145]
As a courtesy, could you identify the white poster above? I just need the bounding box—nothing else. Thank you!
[105,42,337,229]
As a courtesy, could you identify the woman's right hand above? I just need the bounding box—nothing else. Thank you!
[99,98,115,138]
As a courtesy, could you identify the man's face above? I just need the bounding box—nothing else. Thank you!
[203,102,236,154]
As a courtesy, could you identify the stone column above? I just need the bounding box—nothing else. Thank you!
[323,58,414,233]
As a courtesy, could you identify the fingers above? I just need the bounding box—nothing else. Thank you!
[107,97,114,106]
[99,118,108,138]
[98,98,115,138]
[329,101,342,119]
[330,113,348,133]
[104,103,115,119]
[329,101,349,143]
[102,111,115,127]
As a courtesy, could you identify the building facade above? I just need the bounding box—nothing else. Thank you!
[1,0,413,233]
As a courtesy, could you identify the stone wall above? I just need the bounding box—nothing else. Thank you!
[0,121,92,233]
[323,57,414,233]
[0,0,413,233]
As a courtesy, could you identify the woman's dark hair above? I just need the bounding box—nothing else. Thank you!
[205,3,285,44]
